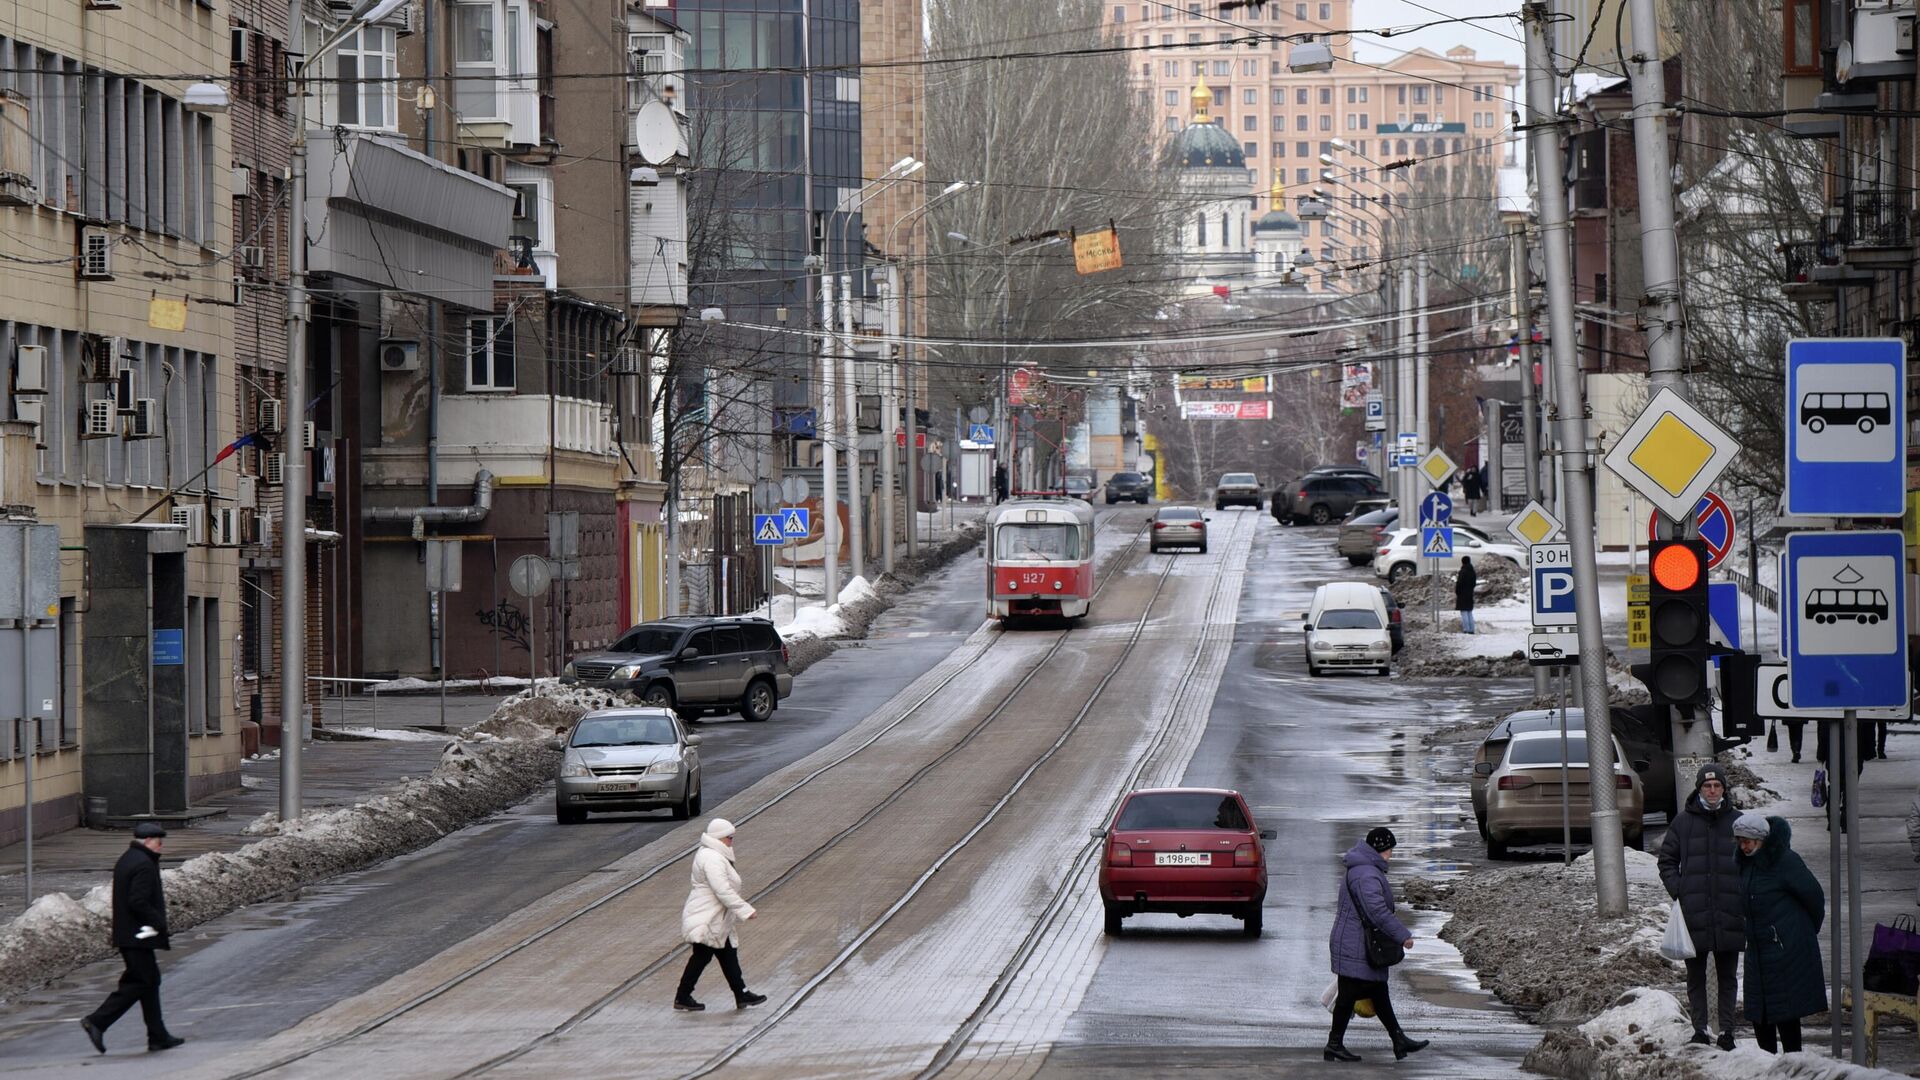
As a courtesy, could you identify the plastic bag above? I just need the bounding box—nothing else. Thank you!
[1813,769,1828,810]
[1321,978,1339,1012]
[1356,998,1377,1018]
[1660,900,1697,961]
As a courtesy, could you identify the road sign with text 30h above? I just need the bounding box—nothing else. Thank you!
[1529,542,1576,628]
[1785,530,1909,710]
[1784,338,1906,516]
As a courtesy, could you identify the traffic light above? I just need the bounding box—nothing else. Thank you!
[1634,539,1711,705]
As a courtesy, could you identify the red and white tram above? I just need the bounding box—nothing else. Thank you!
[986,497,1098,622]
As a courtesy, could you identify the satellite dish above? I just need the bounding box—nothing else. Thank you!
[633,102,679,166]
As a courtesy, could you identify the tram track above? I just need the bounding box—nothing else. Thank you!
[215,508,1152,1080]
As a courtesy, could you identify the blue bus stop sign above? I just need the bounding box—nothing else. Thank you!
[1785,338,1906,516]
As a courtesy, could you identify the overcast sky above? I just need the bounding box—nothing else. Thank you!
[1350,0,1526,72]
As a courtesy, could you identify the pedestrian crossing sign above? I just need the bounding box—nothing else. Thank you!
[1421,526,1454,557]
[753,514,785,546]
[779,507,811,538]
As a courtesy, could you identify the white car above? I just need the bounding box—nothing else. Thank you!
[1371,526,1524,583]
[1303,581,1392,676]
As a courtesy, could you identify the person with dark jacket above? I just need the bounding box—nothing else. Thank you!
[1658,764,1746,1049]
[1324,828,1429,1063]
[1454,557,1477,634]
[80,822,184,1054]
[1734,813,1825,1054]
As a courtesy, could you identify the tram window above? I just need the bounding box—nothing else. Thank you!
[996,523,1083,561]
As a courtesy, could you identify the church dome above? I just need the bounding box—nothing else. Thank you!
[1171,119,1245,169]
[1253,175,1300,232]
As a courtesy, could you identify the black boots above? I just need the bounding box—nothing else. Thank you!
[148,1034,186,1051]
[1717,1031,1735,1051]
[736,991,768,1008]
[1391,1032,1430,1060]
[79,1018,105,1054]
[1323,1042,1361,1062]
[673,996,706,1012]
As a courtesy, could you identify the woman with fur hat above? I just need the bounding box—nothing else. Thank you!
[1324,827,1428,1063]
[1735,812,1825,1054]
[675,818,767,1012]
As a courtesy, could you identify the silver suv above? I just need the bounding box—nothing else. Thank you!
[562,616,793,721]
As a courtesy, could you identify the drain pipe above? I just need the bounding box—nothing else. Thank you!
[363,468,495,534]
[426,312,442,672]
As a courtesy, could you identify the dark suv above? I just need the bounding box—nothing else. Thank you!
[1104,471,1152,504]
[562,616,793,721]
[1277,473,1387,525]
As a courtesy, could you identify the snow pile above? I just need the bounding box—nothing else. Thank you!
[1404,847,1677,1024]
[459,681,636,742]
[327,726,458,743]
[366,675,531,694]
[1527,987,1906,1080]
[0,737,558,1002]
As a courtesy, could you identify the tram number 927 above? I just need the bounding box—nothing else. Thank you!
[985,496,1098,626]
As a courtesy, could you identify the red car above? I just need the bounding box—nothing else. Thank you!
[1094,787,1274,938]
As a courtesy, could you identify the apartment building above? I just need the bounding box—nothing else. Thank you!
[1106,0,1520,275]
[0,0,243,842]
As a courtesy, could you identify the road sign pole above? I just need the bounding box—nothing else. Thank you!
[1829,717,1844,1057]
[1526,2,1627,917]
[1559,669,1572,865]
[1847,712,1865,1062]
[1397,268,1415,522]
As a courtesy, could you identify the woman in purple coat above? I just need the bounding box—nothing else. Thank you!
[1325,828,1430,1062]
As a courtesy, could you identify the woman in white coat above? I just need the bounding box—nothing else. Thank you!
[675,818,767,1011]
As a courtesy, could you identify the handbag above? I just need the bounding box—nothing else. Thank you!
[1813,769,1827,809]
[1346,872,1407,969]
[1866,916,1920,995]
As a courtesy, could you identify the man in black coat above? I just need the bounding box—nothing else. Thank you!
[80,822,184,1054]
[1657,764,1745,1049]
[1454,557,1477,634]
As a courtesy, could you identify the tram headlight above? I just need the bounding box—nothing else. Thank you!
[1052,581,1063,591]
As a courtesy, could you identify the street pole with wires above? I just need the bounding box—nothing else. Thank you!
[1509,216,1548,698]
[819,266,840,605]
[1396,267,1414,520]
[1415,250,1431,472]
[1525,0,1627,917]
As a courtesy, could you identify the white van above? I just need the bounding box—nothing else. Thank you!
[1303,582,1392,677]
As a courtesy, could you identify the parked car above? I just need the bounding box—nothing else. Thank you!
[1483,731,1646,859]
[1214,472,1262,510]
[1371,526,1523,583]
[1105,471,1153,504]
[1469,708,1675,838]
[1063,475,1096,500]
[554,708,702,824]
[1303,582,1392,676]
[562,616,793,721]
[1305,464,1380,479]
[1095,787,1275,938]
[1277,473,1387,525]
[1343,497,1391,521]
[1378,586,1405,653]
[1337,507,1399,566]
[1150,505,1209,553]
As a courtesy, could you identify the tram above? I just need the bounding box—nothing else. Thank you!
[985,497,1098,623]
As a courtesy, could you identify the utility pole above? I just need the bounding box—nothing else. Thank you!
[1376,271,1394,486]
[839,273,865,584]
[1396,267,1415,519]
[880,268,897,573]
[1510,218,1548,698]
[1415,251,1431,471]
[1624,0,1711,819]
[1525,1,1627,916]
[280,0,310,820]
[820,268,840,604]
[898,260,918,557]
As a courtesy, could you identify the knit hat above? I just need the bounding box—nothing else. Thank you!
[704,818,736,840]
[1733,813,1772,840]
[1695,764,1729,789]
[1366,827,1398,852]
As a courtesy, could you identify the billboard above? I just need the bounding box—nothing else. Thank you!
[1181,400,1272,420]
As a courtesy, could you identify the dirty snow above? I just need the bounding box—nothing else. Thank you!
[365,675,531,694]
[328,726,459,743]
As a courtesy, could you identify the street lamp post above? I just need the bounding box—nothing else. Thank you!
[884,181,971,556]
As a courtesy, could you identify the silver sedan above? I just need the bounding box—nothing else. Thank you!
[1149,506,1210,553]
[555,708,702,824]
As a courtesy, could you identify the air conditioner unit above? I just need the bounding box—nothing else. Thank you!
[126,397,159,439]
[14,344,47,394]
[232,164,253,197]
[82,398,116,439]
[231,27,251,66]
[14,398,44,447]
[238,244,265,270]
[211,507,242,547]
[302,421,317,451]
[114,366,137,412]
[169,505,206,546]
[78,227,114,280]
[85,0,123,9]
[0,92,34,206]
[257,397,284,432]
[263,452,285,485]
[379,339,420,372]
[235,475,258,510]
[80,334,119,382]
[233,276,247,306]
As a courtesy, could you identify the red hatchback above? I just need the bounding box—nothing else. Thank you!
[1094,787,1274,938]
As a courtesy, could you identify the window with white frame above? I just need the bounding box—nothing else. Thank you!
[454,0,500,120]
[334,25,398,130]
[467,316,516,390]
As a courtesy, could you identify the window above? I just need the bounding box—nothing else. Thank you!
[1397,85,1406,105]
[333,25,398,130]
[1413,112,1428,122]
[996,524,1083,560]
[1319,114,1331,131]
[1318,87,1331,105]
[1164,60,1178,75]
[1296,88,1308,105]
[712,626,744,656]
[1218,31,1233,49]
[1162,33,1173,46]
[1271,87,1284,105]
[1243,88,1257,105]
[1117,792,1249,831]
[1319,2,1330,17]
[1296,115,1308,130]
[1187,2,1200,15]
[1434,86,1443,105]
[1243,114,1257,130]
[1412,85,1427,104]
[1188,32,1202,45]
[1166,89,1179,105]
[1242,59,1257,76]
[454,0,499,119]
[1296,168,1309,183]
[1296,141,1309,157]
[1295,2,1306,17]
[1785,0,1820,75]
[1272,114,1285,131]
[1113,5,1124,21]
[1212,59,1229,76]
[1166,116,1180,131]
[1272,142,1285,157]
[467,316,516,390]
[1192,60,1205,76]
[1244,141,1257,157]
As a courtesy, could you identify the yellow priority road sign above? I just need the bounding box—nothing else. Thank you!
[1418,447,1457,489]
[1505,499,1564,546]
[1601,387,1741,522]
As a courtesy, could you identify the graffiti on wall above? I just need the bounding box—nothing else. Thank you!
[477,600,531,653]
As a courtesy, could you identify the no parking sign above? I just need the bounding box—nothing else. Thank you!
[1647,490,1735,570]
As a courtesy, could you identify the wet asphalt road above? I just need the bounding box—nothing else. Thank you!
[0,547,993,1072]
[1034,513,1543,1077]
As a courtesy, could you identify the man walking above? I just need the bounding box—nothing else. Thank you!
[81,822,184,1054]
[1658,765,1745,1049]
[1454,556,1477,634]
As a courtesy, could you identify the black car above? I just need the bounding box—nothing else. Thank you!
[1063,475,1096,501]
[1104,471,1152,504]
[562,616,794,721]
[1276,473,1388,525]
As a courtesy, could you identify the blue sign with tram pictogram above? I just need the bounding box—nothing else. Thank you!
[1784,529,1909,710]
[1648,489,1736,571]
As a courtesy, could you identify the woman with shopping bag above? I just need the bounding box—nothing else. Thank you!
[1735,813,1825,1054]
[1324,828,1429,1063]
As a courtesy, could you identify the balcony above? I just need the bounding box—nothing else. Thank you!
[1841,188,1915,268]
[437,394,618,478]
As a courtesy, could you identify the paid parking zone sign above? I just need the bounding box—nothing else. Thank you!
[1529,542,1576,628]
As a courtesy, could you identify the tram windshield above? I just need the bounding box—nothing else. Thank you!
[996,523,1083,562]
